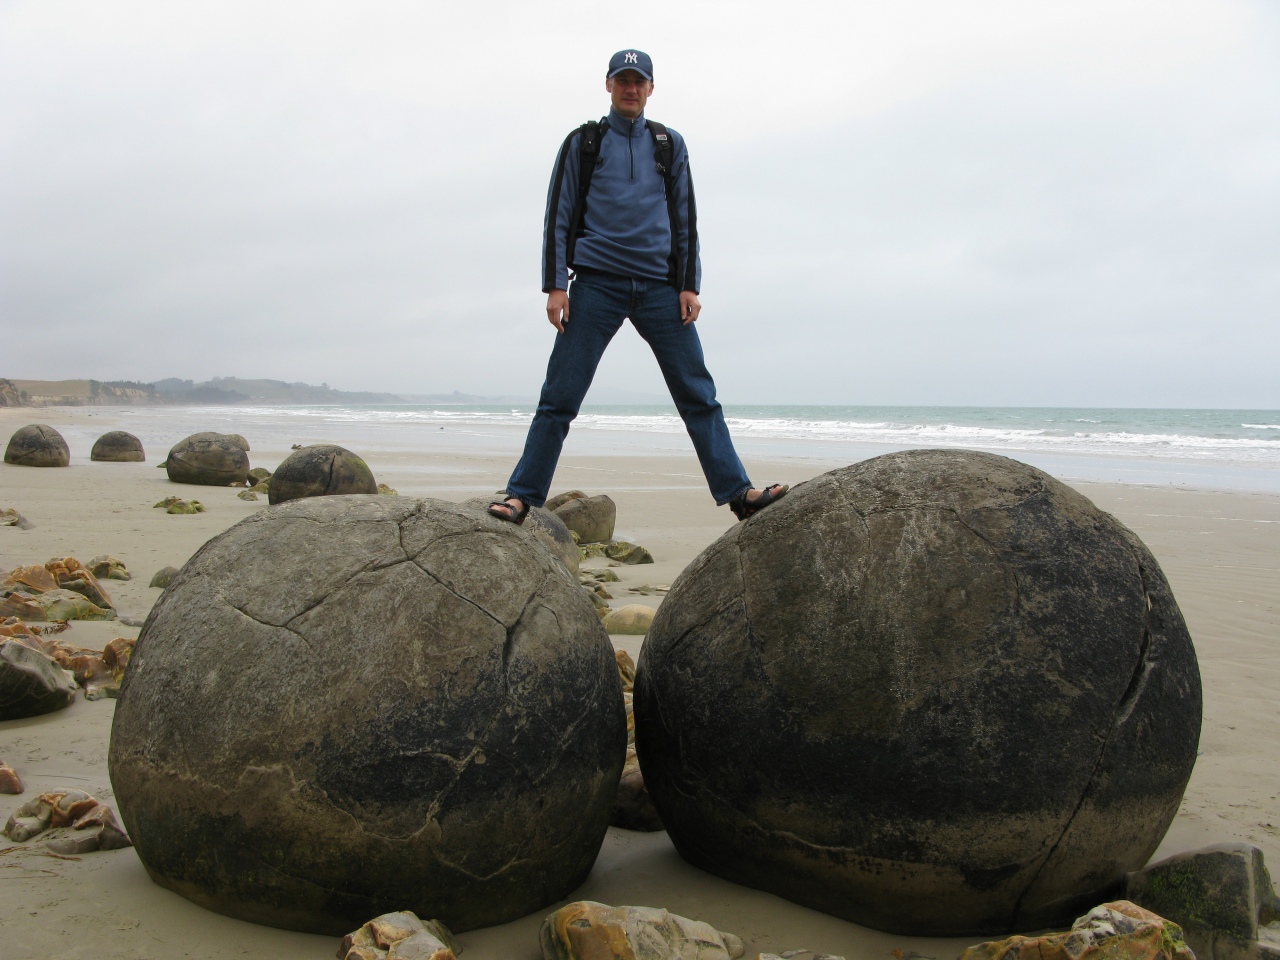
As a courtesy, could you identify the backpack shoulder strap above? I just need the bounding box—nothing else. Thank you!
[566,118,607,271]
[646,120,675,183]
[646,120,686,289]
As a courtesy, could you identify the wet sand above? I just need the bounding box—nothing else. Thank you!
[1,407,1276,959]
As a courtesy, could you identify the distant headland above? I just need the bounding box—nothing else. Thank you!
[0,377,523,408]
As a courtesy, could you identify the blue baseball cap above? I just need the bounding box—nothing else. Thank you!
[607,49,653,81]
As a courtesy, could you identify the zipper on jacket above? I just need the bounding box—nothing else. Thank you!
[628,118,635,179]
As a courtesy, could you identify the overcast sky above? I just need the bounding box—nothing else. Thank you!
[3,1,1278,407]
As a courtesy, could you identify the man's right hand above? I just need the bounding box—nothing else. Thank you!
[547,290,570,333]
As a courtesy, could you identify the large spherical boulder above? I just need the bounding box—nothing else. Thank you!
[634,450,1201,937]
[165,432,249,486]
[91,430,145,462]
[267,444,377,505]
[5,424,70,467]
[108,496,625,935]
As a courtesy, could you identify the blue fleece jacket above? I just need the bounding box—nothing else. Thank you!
[542,107,701,294]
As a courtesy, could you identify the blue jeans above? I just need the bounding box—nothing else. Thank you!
[505,269,752,507]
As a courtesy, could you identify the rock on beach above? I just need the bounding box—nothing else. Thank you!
[165,432,250,486]
[267,443,377,505]
[0,637,77,719]
[90,430,145,462]
[5,424,70,467]
[554,494,616,544]
[635,449,1203,936]
[108,495,625,935]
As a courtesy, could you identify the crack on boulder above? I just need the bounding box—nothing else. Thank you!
[230,603,317,652]
[432,847,533,884]
[410,562,506,633]
[1008,549,1157,927]
[420,713,508,822]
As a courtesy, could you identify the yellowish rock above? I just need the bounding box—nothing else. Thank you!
[603,605,656,636]
[958,901,1194,960]
[338,911,457,960]
[541,901,744,960]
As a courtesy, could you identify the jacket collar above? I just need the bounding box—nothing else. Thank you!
[605,107,646,137]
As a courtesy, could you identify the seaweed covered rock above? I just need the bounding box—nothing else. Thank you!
[267,444,377,505]
[635,450,1202,936]
[5,424,69,467]
[88,555,130,581]
[1125,843,1280,959]
[958,901,1195,960]
[91,431,145,462]
[165,433,249,486]
[109,496,625,935]
[149,566,179,588]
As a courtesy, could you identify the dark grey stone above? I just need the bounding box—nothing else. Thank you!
[91,430,145,462]
[267,444,376,505]
[149,566,180,589]
[108,496,625,935]
[634,449,1202,937]
[555,495,616,545]
[5,424,70,467]
[0,639,77,720]
[1127,843,1280,959]
[165,433,249,486]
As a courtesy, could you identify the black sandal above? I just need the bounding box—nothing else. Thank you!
[487,498,530,525]
[729,483,789,521]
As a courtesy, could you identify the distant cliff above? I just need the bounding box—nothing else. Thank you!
[0,379,24,406]
[153,377,401,405]
[3,376,408,406]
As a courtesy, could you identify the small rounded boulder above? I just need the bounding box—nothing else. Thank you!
[108,496,625,935]
[165,433,249,486]
[5,424,70,467]
[634,449,1202,937]
[267,444,377,505]
[91,430,145,462]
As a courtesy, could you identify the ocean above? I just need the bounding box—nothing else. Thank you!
[79,404,1280,494]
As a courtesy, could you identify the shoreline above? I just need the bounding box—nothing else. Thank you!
[1,406,1277,959]
[3,404,1279,496]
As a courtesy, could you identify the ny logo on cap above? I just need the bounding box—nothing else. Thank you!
[625,52,638,64]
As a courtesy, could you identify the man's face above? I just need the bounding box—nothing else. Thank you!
[606,70,654,119]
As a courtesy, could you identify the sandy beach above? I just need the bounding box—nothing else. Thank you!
[1,405,1277,960]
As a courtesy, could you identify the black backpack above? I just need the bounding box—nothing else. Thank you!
[563,117,689,289]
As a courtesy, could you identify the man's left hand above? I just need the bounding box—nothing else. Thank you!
[680,291,701,325]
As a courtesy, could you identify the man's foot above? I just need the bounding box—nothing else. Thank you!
[487,497,530,525]
[729,484,788,521]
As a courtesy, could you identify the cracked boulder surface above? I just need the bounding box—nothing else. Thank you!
[634,449,1202,937]
[164,432,250,486]
[5,423,70,467]
[464,498,579,574]
[108,495,626,935]
[267,443,378,505]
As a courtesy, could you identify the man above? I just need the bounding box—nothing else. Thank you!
[488,49,786,525]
